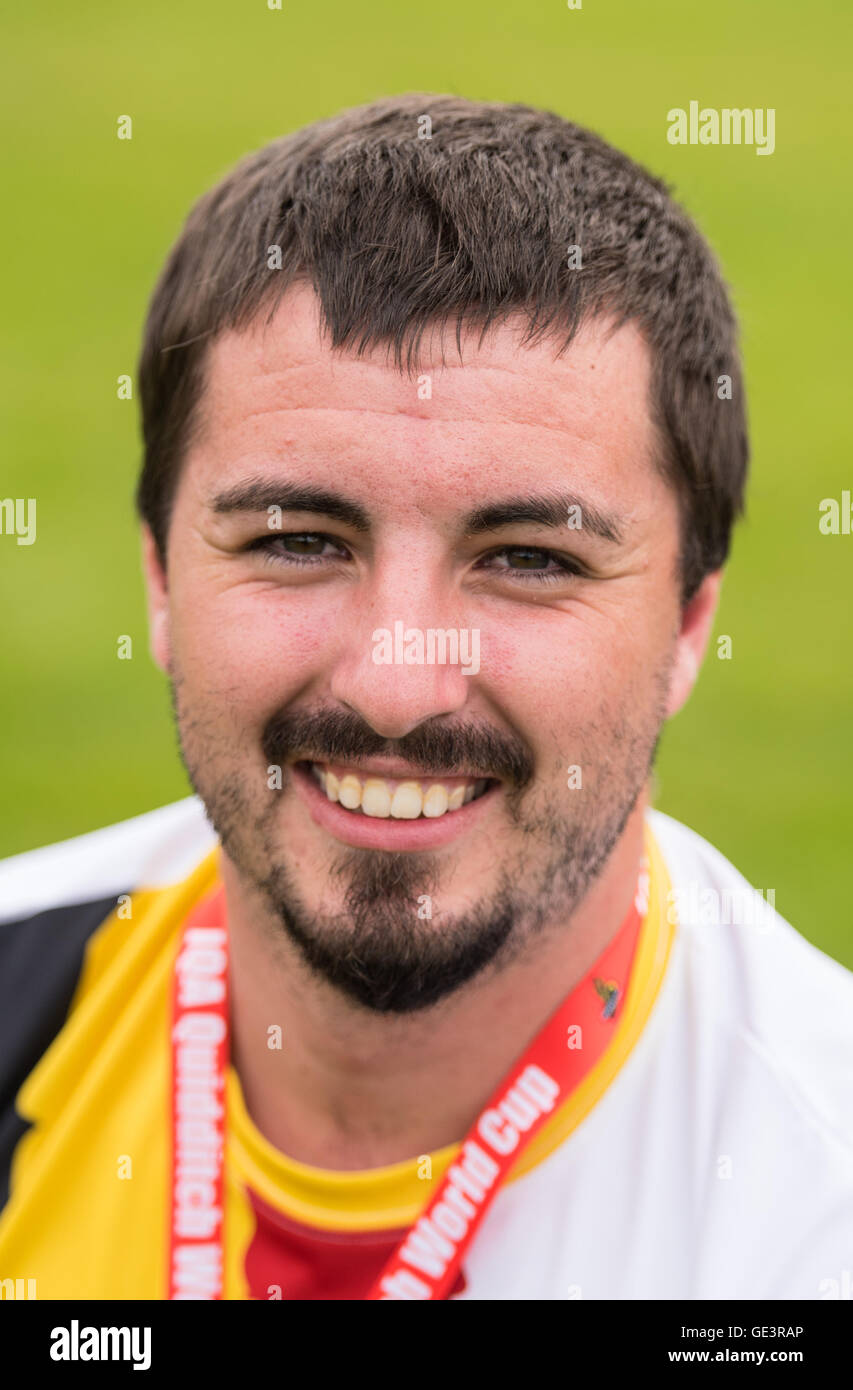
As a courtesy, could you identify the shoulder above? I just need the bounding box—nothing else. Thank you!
[0,796,217,925]
[647,807,853,1158]
[0,797,219,1208]
[0,795,217,1080]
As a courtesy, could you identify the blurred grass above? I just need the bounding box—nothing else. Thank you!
[1,0,850,964]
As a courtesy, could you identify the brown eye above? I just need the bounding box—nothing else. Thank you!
[247,530,351,568]
[279,533,326,554]
[476,546,584,585]
[504,547,551,570]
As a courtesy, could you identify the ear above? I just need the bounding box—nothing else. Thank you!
[665,569,723,718]
[141,525,172,674]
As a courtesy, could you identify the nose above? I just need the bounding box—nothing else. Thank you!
[328,579,477,741]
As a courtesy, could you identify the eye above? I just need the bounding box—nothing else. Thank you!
[247,532,350,566]
[478,546,584,583]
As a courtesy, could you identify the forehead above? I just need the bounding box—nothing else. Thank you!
[186,283,661,514]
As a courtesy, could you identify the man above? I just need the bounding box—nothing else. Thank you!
[1,93,851,1302]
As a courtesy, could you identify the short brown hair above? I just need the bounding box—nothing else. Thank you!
[137,92,748,602]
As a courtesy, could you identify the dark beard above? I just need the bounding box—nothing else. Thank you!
[171,685,668,1015]
[257,845,520,1014]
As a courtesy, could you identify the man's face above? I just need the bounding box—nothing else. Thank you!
[144,284,706,1014]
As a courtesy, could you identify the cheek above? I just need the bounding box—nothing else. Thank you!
[168,576,333,715]
[479,609,630,705]
[481,608,665,751]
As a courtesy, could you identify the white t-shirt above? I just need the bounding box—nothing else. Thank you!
[0,798,850,1299]
[457,808,853,1299]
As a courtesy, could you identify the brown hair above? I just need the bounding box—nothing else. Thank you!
[137,92,748,602]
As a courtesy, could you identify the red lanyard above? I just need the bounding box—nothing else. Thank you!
[167,857,649,1300]
[168,898,229,1300]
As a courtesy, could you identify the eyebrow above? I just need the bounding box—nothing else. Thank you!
[463,493,624,544]
[211,479,624,545]
[211,480,371,532]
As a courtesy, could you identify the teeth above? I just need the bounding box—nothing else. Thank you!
[390,782,423,819]
[338,775,362,810]
[310,765,489,820]
[423,785,449,818]
[361,779,392,818]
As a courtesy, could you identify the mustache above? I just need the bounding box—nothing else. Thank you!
[261,707,534,790]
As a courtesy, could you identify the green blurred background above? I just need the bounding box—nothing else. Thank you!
[1,1,850,964]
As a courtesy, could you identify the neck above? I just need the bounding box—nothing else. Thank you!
[222,796,648,1170]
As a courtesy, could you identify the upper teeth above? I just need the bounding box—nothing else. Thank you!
[309,765,488,819]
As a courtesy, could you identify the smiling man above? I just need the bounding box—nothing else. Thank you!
[1,94,851,1302]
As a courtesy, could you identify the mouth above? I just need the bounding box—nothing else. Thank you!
[291,759,500,850]
[307,760,492,818]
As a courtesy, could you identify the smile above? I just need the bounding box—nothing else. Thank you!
[307,761,491,820]
[291,760,500,851]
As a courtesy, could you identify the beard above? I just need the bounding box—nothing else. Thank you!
[170,664,671,1016]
